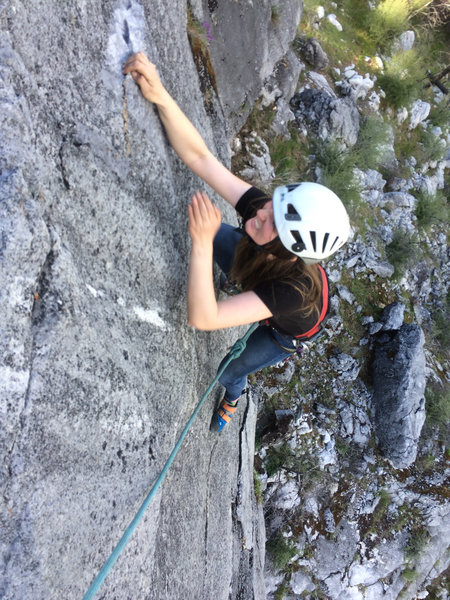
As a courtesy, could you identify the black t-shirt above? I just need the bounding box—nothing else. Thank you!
[235,186,327,338]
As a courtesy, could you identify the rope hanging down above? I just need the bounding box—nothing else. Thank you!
[82,322,259,600]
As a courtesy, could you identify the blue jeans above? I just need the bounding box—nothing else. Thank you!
[213,224,296,401]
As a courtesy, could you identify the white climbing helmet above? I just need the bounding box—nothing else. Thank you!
[273,182,350,263]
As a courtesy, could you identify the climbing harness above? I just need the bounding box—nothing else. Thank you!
[82,321,259,600]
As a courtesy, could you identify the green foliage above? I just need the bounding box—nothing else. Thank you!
[313,116,391,224]
[415,190,449,229]
[315,140,362,212]
[269,129,311,186]
[267,534,297,571]
[405,526,430,559]
[385,229,422,278]
[425,383,450,443]
[393,502,412,532]
[253,469,263,504]
[265,443,302,476]
[402,568,418,582]
[265,443,320,478]
[432,306,450,353]
[274,583,288,600]
[428,98,450,133]
[271,5,281,24]
[186,6,209,48]
[353,116,393,170]
[377,49,425,109]
[366,0,429,48]
[371,489,392,527]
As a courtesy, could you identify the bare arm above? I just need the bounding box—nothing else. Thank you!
[123,52,251,207]
[187,191,272,330]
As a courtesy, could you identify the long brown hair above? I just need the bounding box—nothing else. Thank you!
[230,234,322,318]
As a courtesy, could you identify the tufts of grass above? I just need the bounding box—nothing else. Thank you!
[377,49,426,109]
[253,468,263,504]
[428,97,450,133]
[366,0,430,49]
[415,190,449,230]
[269,128,312,187]
[403,568,418,582]
[432,306,450,354]
[274,582,289,600]
[271,5,281,24]
[424,383,450,444]
[265,442,320,479]
[352,115,393,171]
[315,140,362,211]
[371,489,392,528]
[405,526,431,560]
[267,534,298,571]
[385,229,423,278]
[313,115,392,224]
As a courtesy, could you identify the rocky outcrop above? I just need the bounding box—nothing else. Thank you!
[191,0,303,135]
[290,88,360,146]
[0,1,304,598]
[371,310,426,469]
[295,37,329,70]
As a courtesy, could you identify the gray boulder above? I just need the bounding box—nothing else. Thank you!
[290,88,360,146]
[379,302,405,331]
[295,37,329,70]
[371,324,426,468]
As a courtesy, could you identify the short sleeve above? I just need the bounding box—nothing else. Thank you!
[235,187,271,223]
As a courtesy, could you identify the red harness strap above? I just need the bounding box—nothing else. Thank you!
[295,265,329,340]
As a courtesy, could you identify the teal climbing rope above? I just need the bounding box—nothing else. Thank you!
[82,322,259,600]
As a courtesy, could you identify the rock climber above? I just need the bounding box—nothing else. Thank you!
[122,52,350,432]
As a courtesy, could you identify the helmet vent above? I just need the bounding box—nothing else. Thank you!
[285,203,302,221]
[286,184,300,192]
[290,230,306,253]
[330,236,340,251]
[322,233,330,253]
[310,231,317,252]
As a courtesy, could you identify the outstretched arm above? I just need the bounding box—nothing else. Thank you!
[187,191,272,330]
[123,53,251,207]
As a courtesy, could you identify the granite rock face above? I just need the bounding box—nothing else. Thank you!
[0,1,301,598]
[371,323,426,469]
[197,0,303,135]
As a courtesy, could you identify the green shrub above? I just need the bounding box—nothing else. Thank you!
[377,49,425,109]
[265,443,297,476]
[353,116,393,171]
[267,534,297,571]
[253,469,263,504]
[274,583,288,600]
[403,568,418,582]
[371,489,392,527]
[385,229,422,277]
[432,307,450,353]
[269,129,311,185]
[366,0,429,48]
[313,116,392,222]
[315,141,362,212]
[405,526,430,559]
[425,383,450,443]
[265,443,320,478]
[428,98,450,133]
[418,128,448,163]
[271,5,281,24]
[415,190,449,229]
